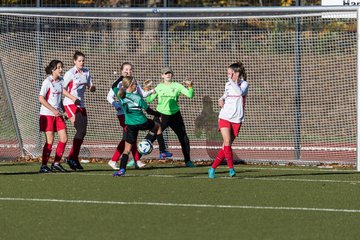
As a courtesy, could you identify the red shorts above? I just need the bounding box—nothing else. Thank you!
[39,115,66,132]
[218,118,242,137]
[64,104,87,119]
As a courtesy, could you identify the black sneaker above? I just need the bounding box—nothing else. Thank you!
[65,158,78,171]
[75,160,84,170]
[51,163,67,172]
[39,165,52,173]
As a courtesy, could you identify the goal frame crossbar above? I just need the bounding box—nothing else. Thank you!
[0,6,359,14]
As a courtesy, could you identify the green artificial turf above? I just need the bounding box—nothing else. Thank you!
[1,163,360,240]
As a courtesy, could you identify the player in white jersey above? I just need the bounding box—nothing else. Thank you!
[208,61,249,178]
[107,62,172,170]
[63,51,96,171]
[38,60,78,173]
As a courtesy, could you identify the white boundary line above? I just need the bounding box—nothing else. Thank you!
[0,197,359,213]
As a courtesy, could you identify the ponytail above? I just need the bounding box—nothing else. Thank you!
[117,88,126,99]
[117,76,135,99]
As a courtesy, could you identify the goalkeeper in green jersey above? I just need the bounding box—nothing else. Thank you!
[146,67,195,167]
[112,76,161,176]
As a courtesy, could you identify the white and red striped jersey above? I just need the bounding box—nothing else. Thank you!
[218,78,249,123]
[39,76,64,116]
[63,66,92,108]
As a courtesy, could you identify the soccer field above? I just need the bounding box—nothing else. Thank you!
[1,162,360,240]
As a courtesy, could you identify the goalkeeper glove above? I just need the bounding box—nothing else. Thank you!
[183,77,193,88]
[143,79,153,91]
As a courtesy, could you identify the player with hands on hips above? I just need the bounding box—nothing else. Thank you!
[62,51,95,171]
[208,61,249,178]
[38,60,77,173]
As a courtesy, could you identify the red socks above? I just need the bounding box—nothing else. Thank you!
[211,148,225,169]
[111,141,141,162]
[42,143,52,165]
[54,141,66,163]
[224,145,234,169]
[111,140,125,162]
[211,146,234,169]
[131,144,141,162]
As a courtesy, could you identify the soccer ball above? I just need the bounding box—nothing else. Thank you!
[137,139,153,155]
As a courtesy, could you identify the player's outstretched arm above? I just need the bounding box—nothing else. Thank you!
[180,79,194,99]
[136,79,155,98]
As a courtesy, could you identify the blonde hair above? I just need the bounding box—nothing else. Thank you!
[117,76,136,98]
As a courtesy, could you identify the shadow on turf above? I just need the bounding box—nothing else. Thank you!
[0,165,188,176]
[0,167,115,175]
[0,162,31,167]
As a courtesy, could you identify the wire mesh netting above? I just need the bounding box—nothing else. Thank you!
[0,61,21,159]
[0,10,356,163]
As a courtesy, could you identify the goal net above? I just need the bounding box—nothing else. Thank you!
[0,7,357,165]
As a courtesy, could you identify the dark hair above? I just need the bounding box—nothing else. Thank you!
[117,76,136,98]
[73,50,85,61]
[228,61,247,81]
[120,62,133,71]
[45,60,63,75]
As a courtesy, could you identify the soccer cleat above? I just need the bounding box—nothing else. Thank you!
[135,160,146,169]
[108,160,119,170]
[51,163,67,172]
[75,160,84,170]
[113,168,126,177]
[65,158,78,171]
[159,150,173,159]
[185,161,195,168]
[39,165,52,173]
[229,168,236,177]
[126,159,135,168]
[65,158,83,171]
[208,167,216,178]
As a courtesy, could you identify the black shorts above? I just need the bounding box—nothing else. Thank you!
[124,119,155,144]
